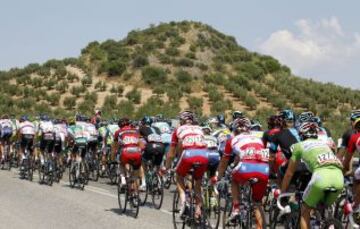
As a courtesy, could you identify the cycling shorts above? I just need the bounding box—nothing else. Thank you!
[21,134,34,150]
[0,127,13,141]
[303,167,343,208]
[176,149,208,179]
[208,150,220,177]
[120,147,142,170]
[232,161,269,202]
[142,143,165,166]
[40,139,55,153]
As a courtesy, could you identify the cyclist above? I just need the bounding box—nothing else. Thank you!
[113,118,144,187]
[217,117,269,227]
[38,115,55,165]
[91,109,102,129]
[280,121,343,229]
[311,116,336,151]
[140,116,165,189]
[0,115,14,164]
[67,117,88,165]
[342,116,360,220]
[151,116,172,153]
[53,118,68,167]
[163,111,209,218]
[17,116,36,162]
[84,117,99,158]
[229,111,244,131]
[216,114,228,129]
[202,126,220,182]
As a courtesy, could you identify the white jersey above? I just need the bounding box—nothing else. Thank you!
[0,119,13,130]
[19,121,36,135]
[54,123,68,141]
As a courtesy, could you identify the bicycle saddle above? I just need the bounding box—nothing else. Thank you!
[248,177,259,185]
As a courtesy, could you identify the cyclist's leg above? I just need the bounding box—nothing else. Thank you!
[193,155,209,217]
[300,203,312,229]
[175,152,191,209]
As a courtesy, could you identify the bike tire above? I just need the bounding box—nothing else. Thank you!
[28,159,34,181]
[151,174,164,210]
[172,191,186,229]
[69,164,76,188]
[118,182,127,213]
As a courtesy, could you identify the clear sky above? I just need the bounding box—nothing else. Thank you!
[1,0,359,88]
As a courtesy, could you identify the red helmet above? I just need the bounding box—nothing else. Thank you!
[298,122,319,139]
[179,111,195,125]
[233,117,251,133]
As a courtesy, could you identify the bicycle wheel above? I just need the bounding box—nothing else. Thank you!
[127,178,140,218]
[27,158,33,181]
[79,161,86,190]
[38,164,45,184]
[118,182,127,213]
[284,211,300,229]
[91,158,100,182]
[205,191,220,229]
[222,195,238,229]
[151,174,164,209]
[321,217,343,229]
[69,164,76,188]
[108,163,118,185]
[172,191,186,229]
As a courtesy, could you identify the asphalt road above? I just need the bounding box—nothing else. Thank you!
[0,168,176,229]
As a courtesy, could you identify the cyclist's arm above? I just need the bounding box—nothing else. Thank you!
[281,159,298,192]
[343,135,356,172]
[165,145,176,170]
[217,139,232,180]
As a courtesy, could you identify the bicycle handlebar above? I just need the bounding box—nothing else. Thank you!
[276,192,293,215]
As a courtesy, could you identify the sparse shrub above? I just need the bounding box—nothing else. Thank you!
[142,66,167,85]
[133,55,149,68]
[63,96,76,109]
[126,89,141,104]
[176,70,192,83]
[81,75,92,86]
[165,47,179,56]
[175,58,194,67]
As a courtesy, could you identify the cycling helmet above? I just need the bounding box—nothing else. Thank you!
[142,116,153,126]
[179,111,195,125]
[279,109,295,122]
[297,111,315,123]
[99,121,108,127]
[95,109,102,116]
[20,115,28,122]
[118,117,130,128]
[298,122,319,139]
[311,116,322,127]
[250,119,262,131]
[217,114,226,125]
[233,117,252,133]
[40,114,50,121]
[232,111,244,120]
[202,126,212,135]
[350,110,360,122]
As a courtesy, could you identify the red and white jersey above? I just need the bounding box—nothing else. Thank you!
[171,125,207,150]
[224,132,269,162]
[348,132,360,154]
[114,126,140,148]
[19,121,35,135]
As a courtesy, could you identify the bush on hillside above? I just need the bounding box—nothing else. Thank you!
[142,66,167,85]
[101,60,127,76]
[63,96,76,110]
[132,55,149,68]
[165,47,179,56]
[126,89,141,104]
[81,75,93,86]
[175,70,192,83]
[175,58,194,67]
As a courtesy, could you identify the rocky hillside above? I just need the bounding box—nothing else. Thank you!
[0,21,359,137]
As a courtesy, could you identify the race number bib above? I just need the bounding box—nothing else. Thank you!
[122,136,139,145]
[147,133,162,143]
[317,152,341,165]
[182,135,204,147]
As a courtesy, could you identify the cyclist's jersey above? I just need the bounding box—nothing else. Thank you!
[315,127,335,150]
[203,134,218,150]
[84,123,98,142]
[18,121,36,135]
[10,119,19,137]
[212,128,232,154]
[224,132,269,162]
[38,121,55,140]
[341,128,355,149]
[0,119,14,131]
[152,121,172,144]
[105,124,119,145]
[269,128,300,159]
[171,125,207,150]
[347,132,360,155]
[54,123,68,141]
[140,125,162,144]
[68,125,87,145]
[114,126,141,150]
[291,138,342,172]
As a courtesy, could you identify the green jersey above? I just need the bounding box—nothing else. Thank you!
[291,139,342,172]
[67,124,87,145]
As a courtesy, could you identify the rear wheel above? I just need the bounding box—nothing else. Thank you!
[118,182,127,213]
[172,191,186,229]
[69,164,76,188]
[151,174,164,209]
[28,159,33,181]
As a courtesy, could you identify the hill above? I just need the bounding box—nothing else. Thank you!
[0,21,359,137]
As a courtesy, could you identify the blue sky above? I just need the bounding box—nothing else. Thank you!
[1,0,359,88]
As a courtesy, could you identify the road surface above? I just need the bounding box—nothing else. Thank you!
[0,169,175,229]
